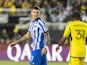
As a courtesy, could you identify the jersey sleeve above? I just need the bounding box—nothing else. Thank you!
[39,20,48,33]
[63,23,71,38]
[42,23,48,33]
[28,23,31,32]
[28,27,30,32]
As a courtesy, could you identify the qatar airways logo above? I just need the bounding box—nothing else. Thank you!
[7,44,70,62]
[7,44,87,62]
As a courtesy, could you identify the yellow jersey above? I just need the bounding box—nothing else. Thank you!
[64,20,87,57]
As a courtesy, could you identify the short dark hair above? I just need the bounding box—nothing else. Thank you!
[72,11,80,19]
[32,6,40,10]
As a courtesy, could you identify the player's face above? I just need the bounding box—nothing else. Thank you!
[31,9,40,20]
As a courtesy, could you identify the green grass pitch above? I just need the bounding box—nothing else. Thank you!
[0,61,87,65]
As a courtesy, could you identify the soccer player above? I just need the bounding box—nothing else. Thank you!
[56,11,87,65]
[10,6,50,65]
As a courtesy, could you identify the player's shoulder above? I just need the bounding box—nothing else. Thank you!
[79,21,87,29]
[67,21,73,26]
[84,22,87,27]
[83,22,87,29]
[38,18,46,25]
[38,18,44,22]
[80,21,87,25]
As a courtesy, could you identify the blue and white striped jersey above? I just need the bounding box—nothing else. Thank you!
[28,18,48,51]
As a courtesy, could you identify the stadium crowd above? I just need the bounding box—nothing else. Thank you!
[0,0,87,22]
[0,0,87,44]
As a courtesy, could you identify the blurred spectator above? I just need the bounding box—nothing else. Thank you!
[3,0,16,15]
[3,0,11,8]
[34,0,41,6]
[29,0,37,7]
[40,0,51,21]
[9,0,16,15]
[0,0,3,7]
[72,0,81,12]
[50,1,63,13]
[62,1,73,22]
[65,1,73,16]
[69,0,77,5]
[81,0,87,23]
[15,0,23,8]
[60,0,67,8]
[0,28,10,44]
[81,2,86,14]
[0,0,3,14]
[56,1,63,12]
[81,10,87,23]
[40,0,50,9]
[45,10,51,22]
[21,0,32,9]
[57,9,67,22]
[50,0,57,8]
[12,28,21,41]
[50,11,59,23]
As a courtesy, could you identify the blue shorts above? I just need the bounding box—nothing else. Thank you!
[30,50,47,65]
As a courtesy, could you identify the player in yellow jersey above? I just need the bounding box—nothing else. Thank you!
[56,11,87,65]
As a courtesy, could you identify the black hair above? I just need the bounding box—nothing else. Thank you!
[32,6,40,10]
[72,11,80,20]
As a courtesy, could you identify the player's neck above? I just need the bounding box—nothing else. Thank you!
[73,19,80,21]
[32,17,39,22]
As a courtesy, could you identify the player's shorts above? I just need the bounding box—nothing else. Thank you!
[30,50,47,65]
[69,56,85,65]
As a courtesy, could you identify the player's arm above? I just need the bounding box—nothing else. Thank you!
[42,31,50,55]
[56,23,71,51]
[56,36,67,51]
[10,32,31,47]
[44,31,50,46]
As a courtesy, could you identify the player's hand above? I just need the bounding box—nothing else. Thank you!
[56,45,60,52]
[10,41,17,47]
[42,48,47,55]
